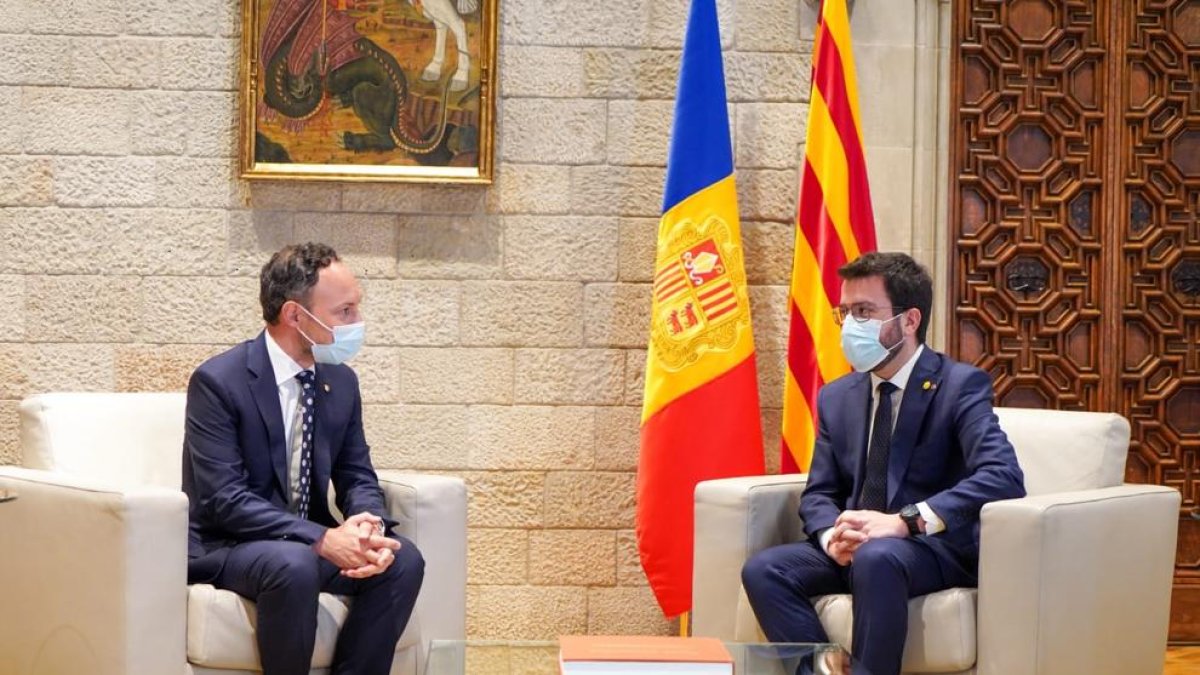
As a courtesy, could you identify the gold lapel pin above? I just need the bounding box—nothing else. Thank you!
[923,380,937,391]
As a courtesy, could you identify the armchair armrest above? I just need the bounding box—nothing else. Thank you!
[692,474,808,640]
[976,484,1180,675]
[377,471,466,647]
[0,466,189,675]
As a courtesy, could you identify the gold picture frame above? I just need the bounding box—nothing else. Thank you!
[239,0,497,183]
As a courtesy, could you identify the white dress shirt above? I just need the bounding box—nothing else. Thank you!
[819,345,946,554]
[264,330,314,507]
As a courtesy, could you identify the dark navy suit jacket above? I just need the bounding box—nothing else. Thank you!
[800,347,1026,571]
[182,332,390,583]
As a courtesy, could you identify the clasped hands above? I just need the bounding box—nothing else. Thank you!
[313,512,401,579]
[825,509,908,566]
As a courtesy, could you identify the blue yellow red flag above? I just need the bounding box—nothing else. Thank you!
[636,0,765,618]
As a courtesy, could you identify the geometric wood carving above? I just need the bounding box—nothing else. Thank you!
[949,0,1106,411]
[1120,0,1200,504]
[951,0,1200,639]
[1118,0,1200,639]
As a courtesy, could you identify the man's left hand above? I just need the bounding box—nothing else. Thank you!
[341,544,397,579]
[835,510,908,540]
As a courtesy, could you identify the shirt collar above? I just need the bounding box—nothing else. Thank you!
[263,329,309,388]
[870,344,925,394]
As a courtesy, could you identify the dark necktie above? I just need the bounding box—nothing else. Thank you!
[294,370,316,520]
[859,381,898,511]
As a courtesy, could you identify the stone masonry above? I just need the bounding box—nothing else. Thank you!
[0,0,946,637]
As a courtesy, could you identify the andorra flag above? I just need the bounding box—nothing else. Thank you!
[636,0,765,619]
[782,0,877,473]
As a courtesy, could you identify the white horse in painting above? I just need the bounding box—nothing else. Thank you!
[410,0,477,91]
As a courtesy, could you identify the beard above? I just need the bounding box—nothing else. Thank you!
[870,318,906,373]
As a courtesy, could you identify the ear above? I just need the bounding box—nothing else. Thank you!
[281,300,302,328]
[904,307,922,336]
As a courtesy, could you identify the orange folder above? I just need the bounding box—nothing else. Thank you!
[559,636,733,675]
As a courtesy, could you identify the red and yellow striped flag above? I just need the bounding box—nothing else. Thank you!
[637,0,764,618]
[782,0,878,473]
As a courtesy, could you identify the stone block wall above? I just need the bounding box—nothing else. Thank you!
[0,0,947,637]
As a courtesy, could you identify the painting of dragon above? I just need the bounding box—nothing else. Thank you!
[241,0,495,181]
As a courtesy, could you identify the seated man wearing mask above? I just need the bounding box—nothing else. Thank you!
[183,242,424,675]
[741,252,1025,675]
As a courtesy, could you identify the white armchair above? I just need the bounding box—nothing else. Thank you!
[0,392,466,675]
[692,408,1180,675]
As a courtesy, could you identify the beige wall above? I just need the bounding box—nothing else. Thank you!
[0,0,947,637]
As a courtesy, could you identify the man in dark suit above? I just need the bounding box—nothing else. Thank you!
[742,252,1025,675]
[183,243,424,675]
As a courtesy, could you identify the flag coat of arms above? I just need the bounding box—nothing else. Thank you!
[636,0,765,619]
[782,0,878,473]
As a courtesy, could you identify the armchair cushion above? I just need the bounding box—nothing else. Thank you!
[19,392,186,490]
[186,585,419,670]
[993,408,1128,495]
[814,588,977,673]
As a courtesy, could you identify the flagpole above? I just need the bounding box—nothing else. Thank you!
[680,611,690,637]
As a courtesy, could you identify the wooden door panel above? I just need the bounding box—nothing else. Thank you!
[950,0,1200,639]
[949,0,1108,410]
[1117,0,1200,642]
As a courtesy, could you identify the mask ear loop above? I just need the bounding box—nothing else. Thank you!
[880,311,907,353]
[293,302,334,346]
[296,325,320,348]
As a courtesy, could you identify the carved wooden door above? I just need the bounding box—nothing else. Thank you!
[949,0,1200,639]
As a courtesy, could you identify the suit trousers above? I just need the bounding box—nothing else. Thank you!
[197,534,425,675]
[742,537,975,675]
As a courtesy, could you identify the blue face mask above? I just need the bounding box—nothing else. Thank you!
[297,305,365,365]
[840,313,903,373]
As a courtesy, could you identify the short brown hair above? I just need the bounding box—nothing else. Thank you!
[838,252,933,343]
[259,243,340,323]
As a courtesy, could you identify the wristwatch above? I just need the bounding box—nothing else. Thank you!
[900,504,922,536]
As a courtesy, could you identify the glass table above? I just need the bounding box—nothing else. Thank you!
[424,640,853,675]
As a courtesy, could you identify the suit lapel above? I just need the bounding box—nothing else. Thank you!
[845,373,872,509]
[247,333,289,498]
[312,366,333,495]
[886,348,942,507]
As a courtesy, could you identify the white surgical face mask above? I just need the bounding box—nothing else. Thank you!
[296,305,365,365]
[840,313,903,372]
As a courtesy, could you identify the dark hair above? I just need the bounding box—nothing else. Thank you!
[837,252,933,343]
[259,243,341,323]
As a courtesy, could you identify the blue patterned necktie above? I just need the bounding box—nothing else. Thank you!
[859,381,898,512]
[294,370,316,520]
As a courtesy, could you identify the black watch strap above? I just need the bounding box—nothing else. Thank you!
[900,504,921,536]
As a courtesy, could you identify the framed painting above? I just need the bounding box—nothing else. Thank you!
[239,0,497,183]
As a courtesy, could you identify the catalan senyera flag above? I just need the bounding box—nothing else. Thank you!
[782,0,878,473]
[637,0,765,619]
